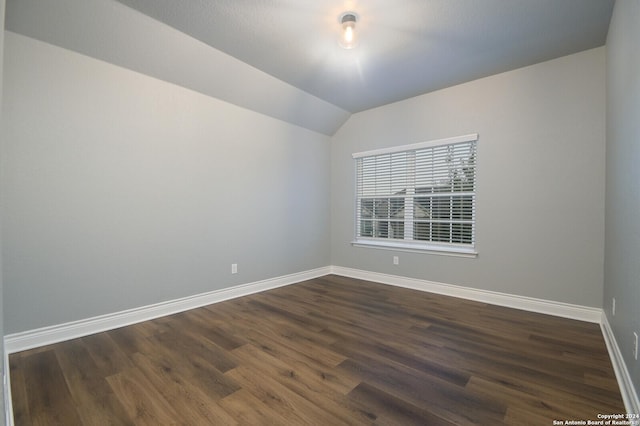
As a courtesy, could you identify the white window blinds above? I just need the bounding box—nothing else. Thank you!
[353,134,478,255]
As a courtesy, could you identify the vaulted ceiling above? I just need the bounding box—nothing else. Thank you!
[6,0,614,135]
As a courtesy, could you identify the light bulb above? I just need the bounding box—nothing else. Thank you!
[339,12,358,49]
[344,24,354,44]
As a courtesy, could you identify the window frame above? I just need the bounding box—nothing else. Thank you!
[352,133,478,258]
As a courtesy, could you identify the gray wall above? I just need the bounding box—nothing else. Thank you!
[1,32,331,334]
[0,25,610,329]
[331,47,606,308]
[0,0,6,422]
[604,0,640,399]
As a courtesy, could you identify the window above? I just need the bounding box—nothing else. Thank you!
[353,134,478,256]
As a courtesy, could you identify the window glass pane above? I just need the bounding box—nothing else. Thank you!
[432,196,451,220]
[389,221,404,239]
[360,199,373,218]
[451,195,473,220]
[414,197,430,218]
[375,221,389,238]
[414,221,431,241]
[432,222,452,243]
[373,198,389,219]
[451,223,473,244]
[390,197,404,218]
[360,220,373,237]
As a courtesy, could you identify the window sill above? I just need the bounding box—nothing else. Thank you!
[351,239,478,258]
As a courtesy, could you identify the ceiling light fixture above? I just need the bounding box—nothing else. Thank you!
[339,12,358,49]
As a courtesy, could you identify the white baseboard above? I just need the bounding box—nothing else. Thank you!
[330,266,603,323]
[4,266,604,355]
[4,266,331,354]
[601,312,640,415]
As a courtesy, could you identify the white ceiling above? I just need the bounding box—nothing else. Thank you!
[113,0,614,113]
[5,0,614,134]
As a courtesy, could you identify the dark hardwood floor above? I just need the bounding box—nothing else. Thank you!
[10,275,624,425]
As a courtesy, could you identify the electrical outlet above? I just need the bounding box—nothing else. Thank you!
[612,298,616,316]
[633,332,638,361]
[231,263,238,274]
[393,256,399,265]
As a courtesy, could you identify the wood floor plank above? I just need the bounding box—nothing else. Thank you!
[504,405,557,426]
[425,322,597,381]
[130,353,238,425]
[181,309,248,350]
[338,355,508,425]
[225,307,348,368]
[137,332,241,399]
[74,394,135,426]
[436,339,624,411]
[330,330,470,387]
[107,367,181,426]
[218,389,292,426]
[108,325,152,357]
[9,274,625,425]
[584,371,622,392]
[54,340,133,426]
[8,354,30,426]
[231,343,375,424]
[465,375,593,421]
[22,350,82,425]
[151,318,238,373]
[238,329,361,394]
[81,332,134,377]
[225,365,352,426]
[348,382,456,426]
